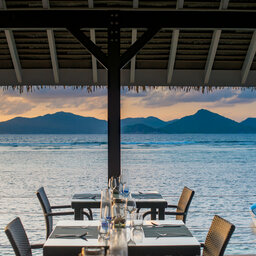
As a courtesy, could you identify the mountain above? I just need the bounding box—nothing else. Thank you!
[159,109,256,134]
[121,116,166,129]
[0,110,255,134]
[240,118,256,128]
[0,112,107,134]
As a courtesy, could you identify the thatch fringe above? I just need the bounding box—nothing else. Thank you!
[1,85,256,93]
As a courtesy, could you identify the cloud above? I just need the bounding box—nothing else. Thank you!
[0,94,35,115]
[125,88,256,108]
[2,86,107,101]
[1,87,107,111]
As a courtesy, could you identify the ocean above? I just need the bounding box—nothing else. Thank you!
[0,134,256,255]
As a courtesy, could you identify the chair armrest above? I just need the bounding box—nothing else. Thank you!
[47,211,74,216]
[167,204,178,208]
[31,243,44,249]
[47,211,92,220]
[164,211,185,216]
[51,205,71,209]
[142,210,158,219]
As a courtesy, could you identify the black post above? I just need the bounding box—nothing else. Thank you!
[108,12,121,180]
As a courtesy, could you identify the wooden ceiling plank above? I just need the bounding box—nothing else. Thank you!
[88,0,98,83]
[42,0,59,83]
[241,31,256,84]
[166,0,183,83]
[203,0,229,84]
[167,29,179,83]
[204,29,221,84]
[130,0,139,83]
[1,0,22,83]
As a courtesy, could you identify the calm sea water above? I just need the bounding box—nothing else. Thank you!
[0,134,256,255]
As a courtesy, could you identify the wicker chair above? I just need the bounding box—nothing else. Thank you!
[36,187,92,239]
[143,186,194,223]
[202,215,235,256]
[5,217,43,256]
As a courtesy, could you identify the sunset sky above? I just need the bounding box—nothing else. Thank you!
[0,87,256,122]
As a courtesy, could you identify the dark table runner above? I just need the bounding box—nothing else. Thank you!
[132,193,163,199]
[50,226,99,239]
[143,225,193,238]
[73,193,101,200]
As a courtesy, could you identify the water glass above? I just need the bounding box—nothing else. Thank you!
[82,247,105,256]
[98,219,110,239]
[109,228,128,256]
[132,228,144,243]
[100,189,111,222]
[131,212,143,229]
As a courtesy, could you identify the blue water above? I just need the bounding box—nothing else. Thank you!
[0,134,256,255]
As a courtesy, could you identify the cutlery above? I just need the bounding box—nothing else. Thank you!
[59,226,88,229]
[156,232,167,239]
[55,232,91,240]
[151,221,181,227]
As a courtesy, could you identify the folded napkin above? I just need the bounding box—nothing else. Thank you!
[73,193,100,200]
[50,226,99,239]
[132,193,163,200]
[143,225,192,238]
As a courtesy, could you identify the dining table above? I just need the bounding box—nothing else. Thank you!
[43,220,201,256]
[71,191,168,220]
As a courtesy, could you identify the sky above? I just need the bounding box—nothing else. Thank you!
[0,86,256,122]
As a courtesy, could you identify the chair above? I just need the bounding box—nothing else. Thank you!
[143,186,194,223]
[5,217,43,256]
[36,187,92,239]
[202,215,235,256]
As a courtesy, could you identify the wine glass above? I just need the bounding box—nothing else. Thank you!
[126,196,136,227]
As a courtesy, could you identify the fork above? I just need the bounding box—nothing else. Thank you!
[55,232,90,240]
[156,232,167,239]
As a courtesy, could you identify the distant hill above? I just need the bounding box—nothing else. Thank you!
[159,109,256,134]
[0,110,255,134]
[0,112,107,134]
[240,118,256,128]
[121,116,167,129]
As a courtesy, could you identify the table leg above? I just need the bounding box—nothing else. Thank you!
[74,207,84,220]
[158,207,165,220]
[151,207,157,220]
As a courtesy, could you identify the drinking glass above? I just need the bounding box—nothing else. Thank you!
[126,196,136,226]
[109,228,128,256]
[99,189,111,238]
[131,212,143,230]
[109,177,119,195]
[82,247,105,256]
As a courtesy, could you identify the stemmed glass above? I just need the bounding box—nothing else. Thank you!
[108,177,119,195]
[120,170,130,197]
[126,195,136,227]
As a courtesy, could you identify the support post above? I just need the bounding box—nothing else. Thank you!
[108,12,121,180]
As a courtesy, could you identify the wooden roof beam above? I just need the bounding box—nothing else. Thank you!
[88,0,98,83]
[1,10,256,29]
[42,0,59,84]
[204,0,229,84]
[130,0,139,83]
[0,0,22,83]
[241,31,256,84]
[166,0,183,84]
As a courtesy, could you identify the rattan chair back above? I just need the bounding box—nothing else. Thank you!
[176,186,194,222]
[36,187,53,239]
[203,215,235,256]
[5,217,32,256]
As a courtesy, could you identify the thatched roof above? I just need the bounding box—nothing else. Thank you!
[1,0,256,89]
